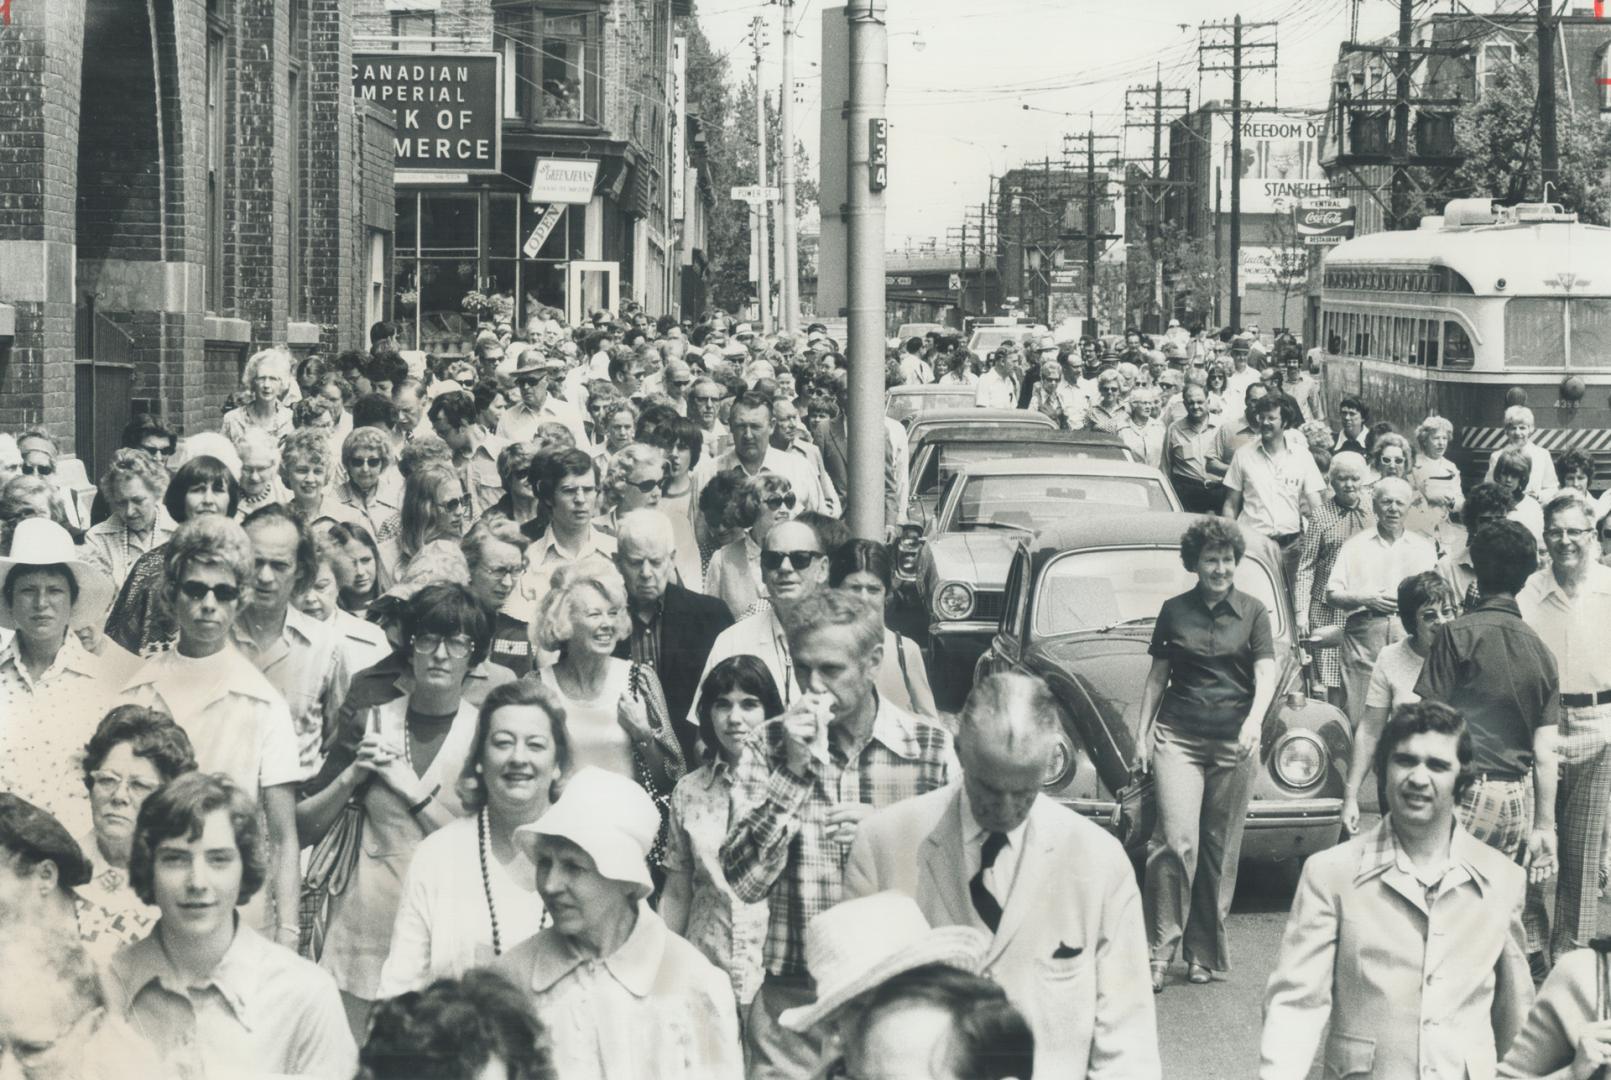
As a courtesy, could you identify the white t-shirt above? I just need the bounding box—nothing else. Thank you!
[1364,638,1426,711]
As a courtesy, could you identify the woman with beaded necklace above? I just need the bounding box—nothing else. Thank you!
[377,679,571,996]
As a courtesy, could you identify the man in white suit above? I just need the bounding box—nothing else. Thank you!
[843,673,1160,1080]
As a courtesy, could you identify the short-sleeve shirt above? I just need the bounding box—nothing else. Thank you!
[1224,437,1325,538]
[1364,638,1426,711]
[1414,596,1560,777]
[1149,586,1275,740]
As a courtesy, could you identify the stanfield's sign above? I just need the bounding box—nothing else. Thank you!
[353,52,501,173]
[530,159,601,205]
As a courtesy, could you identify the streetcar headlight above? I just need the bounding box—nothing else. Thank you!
[934,582,974,621]
[1271,731,1327,790]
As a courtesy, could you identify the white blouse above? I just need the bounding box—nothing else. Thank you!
[537,660,636,779]
[377,813,547,998]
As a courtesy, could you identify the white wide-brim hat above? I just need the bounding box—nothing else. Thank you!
[178,432,243,482]
[513,766,659,897]
[0,518,116,631]
[779,892,990,1033]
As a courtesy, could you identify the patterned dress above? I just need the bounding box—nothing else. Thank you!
[1294,496,1374,688]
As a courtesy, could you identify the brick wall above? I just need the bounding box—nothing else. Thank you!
[302,0,356,346]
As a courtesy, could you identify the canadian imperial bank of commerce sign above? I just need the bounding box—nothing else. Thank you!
[352,52,502,174]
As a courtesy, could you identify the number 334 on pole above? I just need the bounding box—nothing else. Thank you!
[869,118,888,192]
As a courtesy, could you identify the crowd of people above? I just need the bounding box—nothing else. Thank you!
[0,304,1609,1079]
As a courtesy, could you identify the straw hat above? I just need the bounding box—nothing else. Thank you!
[778,892,990,1033]
[0,519,116,631]
[513,767,659,897]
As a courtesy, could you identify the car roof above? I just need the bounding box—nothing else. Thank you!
[1025,511,1280,566]
[909,408,1053,425]
[954,456,1169,480]
[911,427,1126,450]
[887,385,972,398]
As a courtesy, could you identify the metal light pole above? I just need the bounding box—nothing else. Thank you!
[845,0,887,540]
[779,0,801,334]
[752,18,772,333]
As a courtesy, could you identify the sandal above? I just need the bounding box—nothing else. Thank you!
[1188,962,1212,984]
[1150,960,1168,994]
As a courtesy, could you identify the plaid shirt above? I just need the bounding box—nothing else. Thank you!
[720,696,952,978]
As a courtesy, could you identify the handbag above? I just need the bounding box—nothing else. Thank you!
[627,662,686,869]
[298,779,371,962]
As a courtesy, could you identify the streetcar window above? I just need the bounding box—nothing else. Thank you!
[1444,321,1474,369]
[1505,299,1566,367]
[1571,299,1611,368]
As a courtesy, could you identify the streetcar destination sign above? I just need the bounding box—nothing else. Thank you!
[353,52,501,174]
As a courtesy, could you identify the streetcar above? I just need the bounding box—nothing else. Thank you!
[1316,198,1611,484]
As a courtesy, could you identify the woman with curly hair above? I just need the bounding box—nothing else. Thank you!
[529,558,685,863]
[331,426,403,542]
[1137,516,1275,992]
[82,448,172,590]
[704,471,795,620]
[598,443,667,534]
[592,398,639,474]
[377,679,570,996]
[281,427,351,526]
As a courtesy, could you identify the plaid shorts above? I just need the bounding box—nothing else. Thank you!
[1457,775,1533,863]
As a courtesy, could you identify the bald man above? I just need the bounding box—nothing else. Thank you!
[845,673,1159,1080]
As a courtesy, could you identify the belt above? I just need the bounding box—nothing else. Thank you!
[1562,690,1611,708]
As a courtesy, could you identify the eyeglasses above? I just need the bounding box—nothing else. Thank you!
[1544,527,1594,542]
[764,493,798,512]
[691,394,723,405]
[350,456,386,469]
[761,549,822,572]
[516,376,551,388]
[625,477,663,495]
[412,633,475,659]
[21,462,54,476]
[178,580,241,603]
[88,770,160,801]
[438,495,467,515]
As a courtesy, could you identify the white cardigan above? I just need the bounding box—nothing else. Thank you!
[376,813,547,998]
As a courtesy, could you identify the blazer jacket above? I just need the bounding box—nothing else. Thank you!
[1259,818,1534,1080]
[614,582,734,762]
[844,787,1160,1080]
[813,420,900,523]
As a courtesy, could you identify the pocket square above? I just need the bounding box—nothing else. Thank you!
[1051,942,1083,960]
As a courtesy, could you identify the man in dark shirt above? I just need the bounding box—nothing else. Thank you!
[612,509,733,761]
[1416,519,1559,971]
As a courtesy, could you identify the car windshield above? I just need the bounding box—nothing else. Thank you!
[968,328,1022,355]
[951,474,1173,534]
[920,443,1127,496]
[1032,546,1284,638]
[887,390,975,425]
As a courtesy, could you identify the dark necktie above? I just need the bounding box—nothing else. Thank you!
[970,832,1008,933]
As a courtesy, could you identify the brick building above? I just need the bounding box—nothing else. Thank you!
[0,0,394,476]
[357,0,705,353]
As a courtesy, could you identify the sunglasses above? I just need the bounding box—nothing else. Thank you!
[761,549,821,572]
[142,444,177,458]
[350,456,386,469]
[438,495,467,514]
[764,493,798,511]
[21,462,54,476]
[178,580,241,603]
[516,375,551,388]
[625,477,663,495]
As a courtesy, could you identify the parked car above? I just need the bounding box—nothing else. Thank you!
[974,513,1350,864]
[901,407,1054,455]
[966,324,1036,360]
[885,386,979,427]
[895,322,948,342]
[909,456,1180,708]
[899,427,1132,532]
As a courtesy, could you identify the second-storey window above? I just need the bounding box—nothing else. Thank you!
[496,4,603,126]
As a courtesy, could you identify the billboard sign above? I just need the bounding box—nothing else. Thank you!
[1213,111,1343,214]
[531,159,600,204]
[1295,198,1357,245]
[353,52,501,174]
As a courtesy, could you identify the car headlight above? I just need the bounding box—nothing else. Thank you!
[1271,731,1327,790]
[933,581,975,621]
[1042,729,1075,791]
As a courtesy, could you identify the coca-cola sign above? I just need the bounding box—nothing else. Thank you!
[1295,200,1356,245]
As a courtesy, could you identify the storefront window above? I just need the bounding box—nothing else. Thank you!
[497,5,603,127]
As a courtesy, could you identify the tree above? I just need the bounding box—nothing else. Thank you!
[681,24,820,314]
[1412,52,1611,225]
[1260,211,1312,331]
[1130,222,1221,328]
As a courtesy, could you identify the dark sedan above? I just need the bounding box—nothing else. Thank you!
[973,513,1350,864]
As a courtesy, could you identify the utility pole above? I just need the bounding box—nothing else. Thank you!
[777,0,800,334]
[1061,126,1121,339]
[1199,15,1276,331]
[1390,0,1412,228]
[751,16,772,334]
[844,0,886,540]
[1538,0,1559,197]
[1124,70,1189,331]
